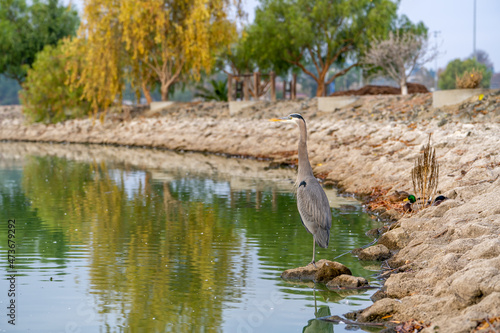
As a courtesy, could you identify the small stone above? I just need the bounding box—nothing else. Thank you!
[326,274,369,289]
[358,244,391,261]
[365,227,380,237]
[281,259,351,283]
[438,118,448,127]
[370,289,387,302]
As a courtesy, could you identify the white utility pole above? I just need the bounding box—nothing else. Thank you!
[473,0,477,59]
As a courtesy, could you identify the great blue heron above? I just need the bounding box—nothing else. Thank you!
[271,113,332,267]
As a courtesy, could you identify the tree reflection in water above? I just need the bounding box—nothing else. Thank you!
[0,142,383,332]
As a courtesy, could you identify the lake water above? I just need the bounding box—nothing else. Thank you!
[0,142,383,333]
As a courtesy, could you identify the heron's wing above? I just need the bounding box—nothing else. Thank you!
[296,177,332,247]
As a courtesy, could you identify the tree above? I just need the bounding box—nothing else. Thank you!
[245,0,399,97]
[71,0,237,110]
[363,29,435,95]
[66,0,125,112]
[20,39,91,123]
[217,30,257,76]
[0,0,79,84]
[471,49,494,72]
[438,58,492,90]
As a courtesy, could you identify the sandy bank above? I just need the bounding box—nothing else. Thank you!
[1,91,500,331]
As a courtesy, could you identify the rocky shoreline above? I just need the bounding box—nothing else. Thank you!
[1,91,500,332]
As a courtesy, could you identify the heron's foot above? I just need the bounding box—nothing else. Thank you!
[309,260,317,268]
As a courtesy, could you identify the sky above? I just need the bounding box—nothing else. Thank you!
[70,0,500,73]
[397,0,500,72]
[244,0,500,72]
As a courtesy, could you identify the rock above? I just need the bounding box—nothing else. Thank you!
[379,208,401,221]
[346,298,401,323]
[351,247,363,256]
[438,118,448,127]
[443,189,458,200]
[372,206,387,215]
[420,199,460,218]
[315,260,353,283]
[358,244,391,261]
[385,271,422,299]
[281,259,352,283]
[356,298,401,322]
[365,227,380,237]
[280,264,318,281]
[446,262,500,309]
[326,274,369,289]
[377,227,410,250]
[370,289,387,302]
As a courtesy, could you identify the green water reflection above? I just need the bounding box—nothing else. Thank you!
[0,143,383,332]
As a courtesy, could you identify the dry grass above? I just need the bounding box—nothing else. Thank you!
[456,68,483,89]
[473,316,500,332]
[411,134,439,211]
[365,187,410,216]
[392,319,430,332]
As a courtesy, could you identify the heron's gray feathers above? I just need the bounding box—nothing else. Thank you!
[296,176,332,248]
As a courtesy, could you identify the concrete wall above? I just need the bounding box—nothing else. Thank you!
[432,89,491,108]
[150,101,175,112]
[317,96,359,112]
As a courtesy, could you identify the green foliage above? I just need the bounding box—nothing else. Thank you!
[0,75,21,105]
[195,79,228,101]
[244,0,399,96]
[392,14,428,36]
[218,30,257,75]
[0,0,79,83]
[20,40,91,123]
[439,58,492,90]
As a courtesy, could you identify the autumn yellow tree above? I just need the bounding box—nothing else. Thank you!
[71,0,237,109]
[67,0,124,111]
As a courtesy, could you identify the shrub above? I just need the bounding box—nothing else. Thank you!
[411,134,439,210]
[438,58,491,90]
[456,68,483,89]
[195,79,228,101]
[20,38,91,123]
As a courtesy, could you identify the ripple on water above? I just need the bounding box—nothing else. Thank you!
[0,143,384,333]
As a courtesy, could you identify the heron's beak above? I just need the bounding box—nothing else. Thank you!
[269,116,290,122]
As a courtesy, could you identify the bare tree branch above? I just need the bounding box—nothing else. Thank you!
[363,31,438,95]
[326,62,359,85]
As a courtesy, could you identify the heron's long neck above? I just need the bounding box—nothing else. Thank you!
[297,120,314,180]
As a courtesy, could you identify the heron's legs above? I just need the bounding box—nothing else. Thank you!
[309,238,317,267]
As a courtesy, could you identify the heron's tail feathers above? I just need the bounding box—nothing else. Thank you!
[315,228,330,249]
